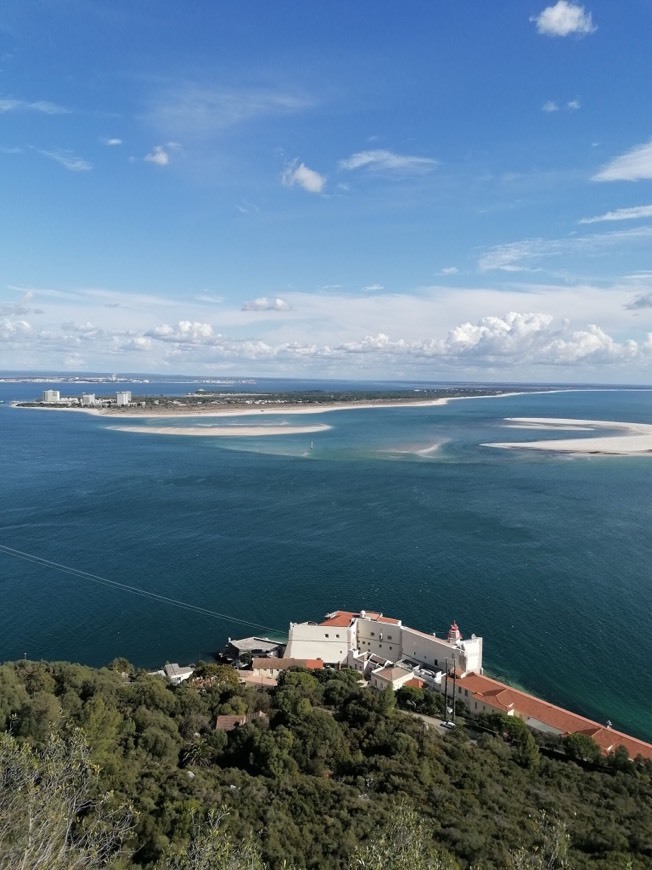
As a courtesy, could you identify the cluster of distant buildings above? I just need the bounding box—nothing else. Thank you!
[39,389,134,408]
[219,608,652,762]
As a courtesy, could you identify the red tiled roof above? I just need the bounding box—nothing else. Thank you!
[362,611,401,624]
[460,673,652,762]
[215,715,247,731]
[403,678,426,689]
[320,611,358,627]
[252,657,324,670]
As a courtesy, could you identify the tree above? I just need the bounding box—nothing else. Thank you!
[351,800,458,869]
[165,809,266,870]
[0,728,132,869]
[564,732,602,764]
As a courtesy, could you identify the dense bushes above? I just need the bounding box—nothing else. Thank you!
[1,659,651,868]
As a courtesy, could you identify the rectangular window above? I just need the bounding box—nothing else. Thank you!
[465,689,469,697]
[336,634,340,638]
[370,632,375,637]
[324,633,329,638]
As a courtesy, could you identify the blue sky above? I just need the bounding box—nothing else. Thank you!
[2,0,652,382]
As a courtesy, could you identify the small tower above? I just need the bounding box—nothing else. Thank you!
[448,621,462,645]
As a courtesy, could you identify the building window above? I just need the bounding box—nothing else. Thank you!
[465,689,468,697]
[474,702,478,710]
[370,632,375,637]
[324,633,329,638]
[336,634,340,638]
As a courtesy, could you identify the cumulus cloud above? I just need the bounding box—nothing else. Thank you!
[440,267,459,276]
[242,296,292,312]
[580,204,652,224]
[0,317,32,340]
[532,2,596,37]
[362,284,384,292]
[144,142,181,166]
[102,137,123,146]
[338,149,437,174]
[147,321,215,343]
[138,311,648,371]
[37,148,92,172]
[593,140,652,182]
[281,161,326,194]
[567,99,581,110]
[0,98,69,114]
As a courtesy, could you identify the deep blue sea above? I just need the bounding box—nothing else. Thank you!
[1,377,651,742]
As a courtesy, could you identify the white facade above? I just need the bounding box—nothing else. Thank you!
[42,390,60,403]
[116,391,132,406]
[81,393,96,406]
[284,621,353,664]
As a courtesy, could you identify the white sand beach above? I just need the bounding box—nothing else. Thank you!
[108,423,332,437]
[485,417,652,456]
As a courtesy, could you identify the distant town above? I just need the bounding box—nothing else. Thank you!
[12,385,538,414]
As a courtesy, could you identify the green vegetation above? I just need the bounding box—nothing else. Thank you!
[1,659,651,868]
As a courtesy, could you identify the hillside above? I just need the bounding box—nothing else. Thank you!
[1,659,651,868]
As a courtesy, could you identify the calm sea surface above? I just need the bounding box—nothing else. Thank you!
[1,378,651,741]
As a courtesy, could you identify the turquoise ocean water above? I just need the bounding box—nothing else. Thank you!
[1,379,651,742]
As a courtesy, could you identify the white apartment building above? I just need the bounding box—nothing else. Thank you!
[116,391,132,406]
[81,393,96,406]
[41,390,60,403]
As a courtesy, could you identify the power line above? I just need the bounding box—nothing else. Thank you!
[0,543,285,637]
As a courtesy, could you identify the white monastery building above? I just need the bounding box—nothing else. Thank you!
[285,609,482,676]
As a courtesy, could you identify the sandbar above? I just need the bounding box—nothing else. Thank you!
[108,423,332,437]
[484,417,652,456]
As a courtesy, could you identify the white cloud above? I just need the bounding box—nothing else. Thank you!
[281,161,325,194]
[579,205,652,224]
[145,142,181,166]
[137,310,648,371]
[102,137,123,146]
[0,317,32,340]
[242,296,292,312]
[532,2,596,37]
[338,149,437,174]
[440,267,459,276]
[37,148,92,172]
[0,98,70,114]
[593,140,652,182]
[362,283,384,292]
[148,321,215,343]
[543,99,580,112]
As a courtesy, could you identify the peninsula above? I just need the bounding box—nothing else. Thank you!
[14,384,545,417]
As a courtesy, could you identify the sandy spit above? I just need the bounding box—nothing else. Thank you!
[107,423,332,437]
[484,417,652,456]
